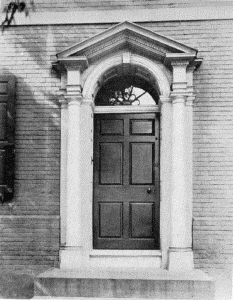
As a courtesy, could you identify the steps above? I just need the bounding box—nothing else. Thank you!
[34,268,215,300]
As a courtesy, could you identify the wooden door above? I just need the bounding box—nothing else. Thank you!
[93,113,160,249]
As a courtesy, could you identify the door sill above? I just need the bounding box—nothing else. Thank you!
[90,249,162,257]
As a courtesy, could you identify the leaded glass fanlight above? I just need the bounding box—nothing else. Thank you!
[95,75,159,106]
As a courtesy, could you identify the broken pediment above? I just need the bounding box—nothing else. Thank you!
[56,21,197,64]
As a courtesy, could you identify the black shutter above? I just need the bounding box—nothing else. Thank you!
[0,76,15,202]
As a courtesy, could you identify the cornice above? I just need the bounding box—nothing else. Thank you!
[57,57,89,71]
[165,53,197,64]
[2,6,233,26]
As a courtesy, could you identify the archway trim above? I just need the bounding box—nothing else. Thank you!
[82,53,171,100]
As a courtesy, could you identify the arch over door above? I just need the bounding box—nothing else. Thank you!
[93,113,160,249]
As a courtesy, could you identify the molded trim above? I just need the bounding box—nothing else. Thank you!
[94,106,160,114]
[2,6,233,26]
[90,250,162,257]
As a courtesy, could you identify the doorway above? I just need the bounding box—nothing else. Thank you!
[93,112,160,249]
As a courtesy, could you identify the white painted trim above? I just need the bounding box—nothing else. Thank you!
[60,102,68,246]
[60,53,171,269]
[57,21,196,58]
[82,54,171,99]
[0,215,60,219]
[59,38,197,269]
[94,106,159,114]
[3,6,233,26]
[90,250,162,257]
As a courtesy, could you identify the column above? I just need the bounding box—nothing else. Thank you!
[59,71,68,247]
[60,66,84,268]
[168,60,194,270]
[159,96,172,269]
[59,93,68,247]
[185,65,196,251]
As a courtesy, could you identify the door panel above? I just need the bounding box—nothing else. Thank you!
[130,143,154,185]
[93,113,160,249]
[100,119,124,135]
[99,143,123,185]
[99,202,123,238]
[130,203,154,238]
[130,119,154,135]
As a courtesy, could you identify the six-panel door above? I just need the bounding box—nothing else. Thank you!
[93,113,160,249]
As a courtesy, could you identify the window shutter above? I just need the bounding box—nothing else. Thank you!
[0,76,15,202]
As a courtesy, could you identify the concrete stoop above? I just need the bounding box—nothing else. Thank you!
[33,268,215,300]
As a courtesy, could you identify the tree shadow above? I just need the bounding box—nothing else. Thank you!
[0,68,61,275]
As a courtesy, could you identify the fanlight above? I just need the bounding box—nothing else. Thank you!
[95,76,158,106]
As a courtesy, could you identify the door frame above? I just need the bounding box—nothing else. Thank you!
[59,55,173,269]
[58,51,196,269]
[56,22,199,269]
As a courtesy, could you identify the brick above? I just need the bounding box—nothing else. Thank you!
[0,16,233,271]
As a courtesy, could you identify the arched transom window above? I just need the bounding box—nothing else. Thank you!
[95,75,159,106]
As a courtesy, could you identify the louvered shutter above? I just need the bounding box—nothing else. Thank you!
[0,76,15,202]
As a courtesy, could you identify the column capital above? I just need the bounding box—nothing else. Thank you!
[170,93,187,104]
[165,53,196,65]
[82,98,95,111]
[159,95,171,104]
[66,83,82,95]
[57,57,88,73]
[170,60,190,67]
[65,95,83,105]
[186,95,196,106]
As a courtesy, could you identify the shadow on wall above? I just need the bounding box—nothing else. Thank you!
[0,69,61,293]
[0,24,66,297]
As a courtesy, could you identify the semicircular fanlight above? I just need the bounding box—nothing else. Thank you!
[95,75,159,106]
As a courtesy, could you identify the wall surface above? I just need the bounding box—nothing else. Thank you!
[0,14,233,280]
[2,0,233,12]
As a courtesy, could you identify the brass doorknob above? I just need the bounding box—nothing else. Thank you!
[147,188,152,194]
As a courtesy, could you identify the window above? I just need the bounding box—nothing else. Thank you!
[95,75,158,106]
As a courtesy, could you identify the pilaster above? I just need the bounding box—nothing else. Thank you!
[58,62,87,268]
[167,56,195,270]
[159,96,172,269]
[58,92,68,247]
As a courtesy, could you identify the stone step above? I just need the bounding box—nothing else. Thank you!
[34,268,215,300]
[32,296,195,300]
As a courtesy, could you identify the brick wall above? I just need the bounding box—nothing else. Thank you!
[146,20,233,271]
[2,0,233,12]
[0,20,233,271]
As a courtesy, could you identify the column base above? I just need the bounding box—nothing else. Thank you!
[168,248,194,270]
[59,247,88,269]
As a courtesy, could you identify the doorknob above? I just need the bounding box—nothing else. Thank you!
[147,188,152,194]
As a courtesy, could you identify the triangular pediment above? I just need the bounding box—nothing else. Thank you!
[56,21,197,63]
